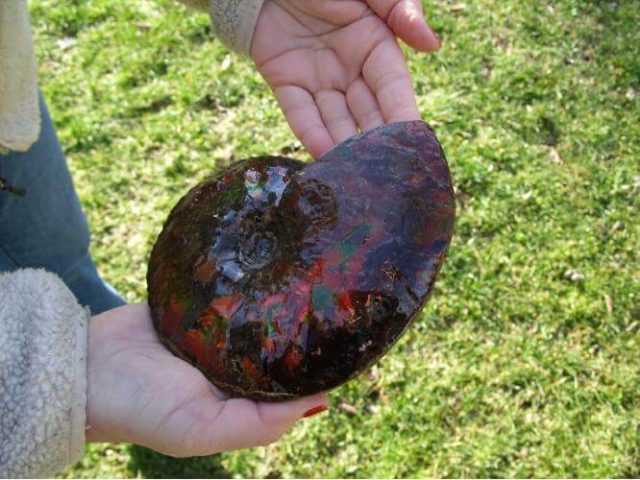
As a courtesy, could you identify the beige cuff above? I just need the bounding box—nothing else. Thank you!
[69,306,90,467]
[0,1,41,153]
[0,270,89,478]
[209,0,265,55]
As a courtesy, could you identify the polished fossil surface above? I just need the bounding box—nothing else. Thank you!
[147,121,455,400]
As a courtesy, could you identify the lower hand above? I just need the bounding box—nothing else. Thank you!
[86,304,328,457]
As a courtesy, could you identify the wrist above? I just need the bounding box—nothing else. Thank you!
[85,313,120,444]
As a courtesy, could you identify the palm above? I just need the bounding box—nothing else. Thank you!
[252,0,440,158]
[86,305,326,457]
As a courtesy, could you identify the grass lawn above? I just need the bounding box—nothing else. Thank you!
[29,0,638,477]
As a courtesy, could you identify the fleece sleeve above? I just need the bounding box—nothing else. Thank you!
[0,1,41,154]
[180,0,265,54]
[0,269,90,478]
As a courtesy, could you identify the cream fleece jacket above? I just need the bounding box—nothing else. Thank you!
[0,0,264,154]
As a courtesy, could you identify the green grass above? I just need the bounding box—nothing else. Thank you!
[29,0,639,477]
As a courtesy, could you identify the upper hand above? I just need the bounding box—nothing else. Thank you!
[86,304,327,457]
[251,0,441,158]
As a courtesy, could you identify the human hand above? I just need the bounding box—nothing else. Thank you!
[251,0,441,158]
[86,304,328,457]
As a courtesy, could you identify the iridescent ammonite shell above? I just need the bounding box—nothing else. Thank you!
[147,121,455,401]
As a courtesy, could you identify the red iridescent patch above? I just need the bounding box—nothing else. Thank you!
[147,121,455,400]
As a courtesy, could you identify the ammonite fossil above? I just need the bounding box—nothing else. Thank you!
[147,121,455,401]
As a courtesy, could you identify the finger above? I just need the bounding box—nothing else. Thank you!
[274,85,335,158]
[346,77,385,131]
[363,37,421,123]
[366,0,441,51]
[202,393,329,453]
[315,89,359,144]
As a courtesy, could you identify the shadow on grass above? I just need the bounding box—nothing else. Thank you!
[126,445,231,479]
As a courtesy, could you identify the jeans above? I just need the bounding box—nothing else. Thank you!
[0,95,126,315]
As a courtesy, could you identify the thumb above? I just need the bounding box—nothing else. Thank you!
[367,0,441,52]
[202,392,329,453]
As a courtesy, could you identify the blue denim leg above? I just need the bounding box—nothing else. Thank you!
[0,94,126,314]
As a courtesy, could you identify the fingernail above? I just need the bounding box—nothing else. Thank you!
[303,405,328,418]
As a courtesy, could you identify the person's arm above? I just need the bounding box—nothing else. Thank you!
[178,0,442,159]
[0,270,326,477]
[0,270,89,478]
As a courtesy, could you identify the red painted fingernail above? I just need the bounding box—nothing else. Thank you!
[303,405,328,418]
